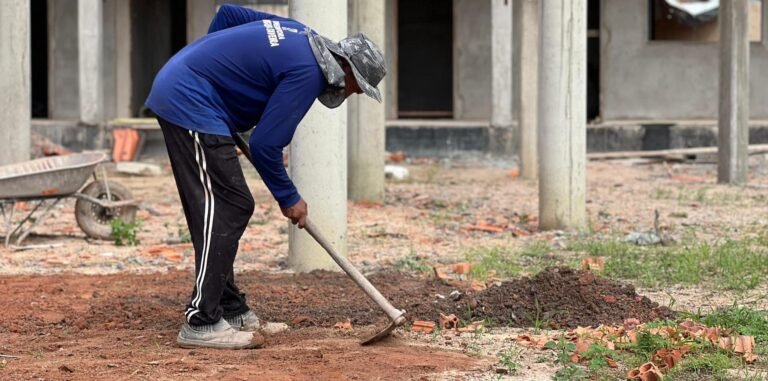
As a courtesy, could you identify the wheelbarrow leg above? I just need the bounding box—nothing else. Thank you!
[8,200,45,238]
[15,198,62,246]
[97,166,112,201]
[2,202,15,248]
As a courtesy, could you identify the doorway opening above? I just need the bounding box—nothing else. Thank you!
[587,0,600,121]
[31,0,49,118]
[131,0,187,117]
[397,0,453,119]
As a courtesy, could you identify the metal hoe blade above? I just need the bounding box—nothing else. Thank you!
[361,314,407,345]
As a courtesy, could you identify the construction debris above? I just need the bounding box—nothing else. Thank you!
[384,165,409,180]
[31,132,70,158]
[627,362,663,381]
[623,231,662,246]
[385,151,407,163]
[580,256,606,271]
[411,321,436,334]
[116,162,164,177]
[333,320,352,330]
[439,313,459,331]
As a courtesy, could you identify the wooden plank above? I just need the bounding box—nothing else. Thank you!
[588,144,768,160]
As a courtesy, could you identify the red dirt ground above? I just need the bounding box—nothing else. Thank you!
[0,268,672,380]
[0,271,486,380]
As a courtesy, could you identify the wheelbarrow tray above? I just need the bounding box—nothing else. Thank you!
[0,153,108,200]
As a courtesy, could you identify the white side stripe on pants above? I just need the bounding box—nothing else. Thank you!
[185,131,216,322]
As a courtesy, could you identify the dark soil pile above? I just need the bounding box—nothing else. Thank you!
[426,267,676,329]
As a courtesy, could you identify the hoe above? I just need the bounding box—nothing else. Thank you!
[232,133,407,345]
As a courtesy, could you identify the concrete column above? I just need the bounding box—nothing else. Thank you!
[347,0,386,202]
[187,0,217,44]
[517,0,539,179]
[288,0,348,272]
[78,0,104,125]
[718,0,750,185]
[102,0,117,120]
[538,0,586,230]
[490,0,514,154]
[115,0,132,118]
[0,0,30,165]
[453,0,492,120]
[48,0,80,120]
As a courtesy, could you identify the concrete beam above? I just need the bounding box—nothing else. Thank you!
[718,0,750,184]
[538,0,587,230]
[0,0,31,165]
[187,0,217,44]
[288,0,348,272]
[517,0,539,179]
[78,0,104,125]
[347,0,386,203]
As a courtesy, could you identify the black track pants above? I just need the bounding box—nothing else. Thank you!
[158,118,254,326]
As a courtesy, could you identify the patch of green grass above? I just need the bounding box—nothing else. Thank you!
[666,352,739,380]
[552,364,588,381]
[529,298,549,334]
[544,337,589,380]
[466,241,563,281]
[652,186,745,206]
[570,234,768,291]
[110,217,143,246]
[428,210,456,229]
[177,224,192,243]
[393,251,430,273]
[467,246,521,280]
[633,329,677,358]
[424,165,440,184]
[463,336,483,357]
[544,338,622,381]
[581,344,619,373]
[545,337,576,364]
[697,306,768,345]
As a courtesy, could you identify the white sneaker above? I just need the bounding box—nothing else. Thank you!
[225,310,261,331]
[226,310,289,335]
[176,319,264,349]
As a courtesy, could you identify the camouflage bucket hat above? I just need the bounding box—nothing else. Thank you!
[306,31,386,109]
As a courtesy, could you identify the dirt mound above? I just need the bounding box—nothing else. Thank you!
[425,267,675,329]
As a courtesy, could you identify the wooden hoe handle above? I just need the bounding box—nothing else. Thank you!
[231,132,405,324]
[303,219,405,324]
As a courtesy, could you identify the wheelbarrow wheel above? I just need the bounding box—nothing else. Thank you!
[75,180,137,240]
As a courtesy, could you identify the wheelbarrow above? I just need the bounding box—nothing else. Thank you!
[0,152,138,247]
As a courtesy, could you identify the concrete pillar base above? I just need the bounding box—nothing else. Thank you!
[288,0,348,272]
[489,126,517,156]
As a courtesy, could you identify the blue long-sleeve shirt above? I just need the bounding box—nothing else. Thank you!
[146,4,326,209]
